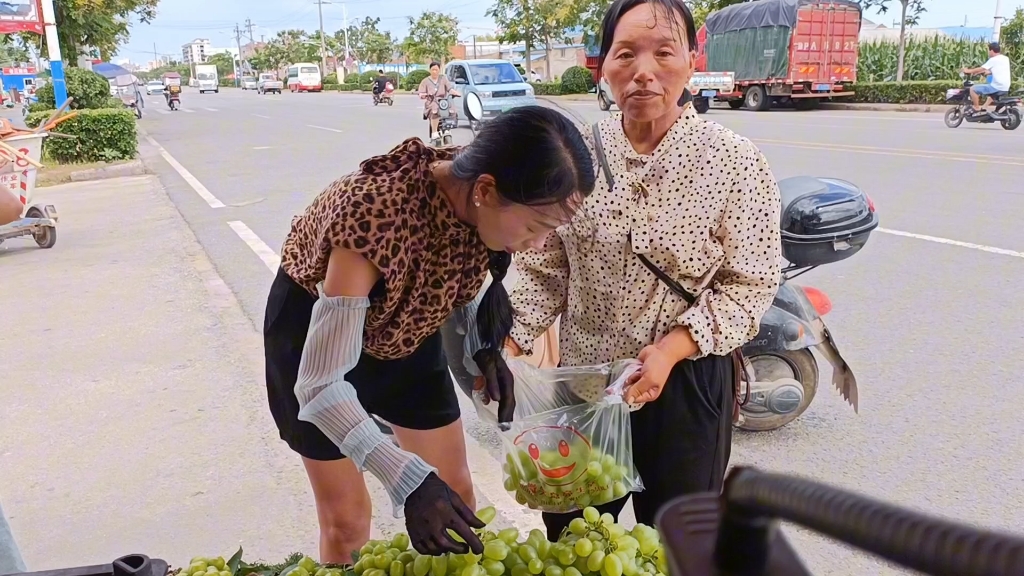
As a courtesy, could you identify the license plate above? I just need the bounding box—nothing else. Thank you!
[815,84,831,91]
[701,90,717,98]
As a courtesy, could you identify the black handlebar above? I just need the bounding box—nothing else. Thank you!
[657,466,1024,576]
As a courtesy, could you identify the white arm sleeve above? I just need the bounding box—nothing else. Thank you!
[452,275,490,377]
[294,286,436,517]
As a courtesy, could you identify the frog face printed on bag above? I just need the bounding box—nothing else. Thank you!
[513,425,592,487]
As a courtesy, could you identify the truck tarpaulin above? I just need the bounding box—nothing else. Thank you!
[705,0,861,82]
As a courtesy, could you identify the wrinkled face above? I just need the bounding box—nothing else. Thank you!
[602,3,696,122]
[430,65,440,79]
[473,178,583,253]
[513,426,592,487]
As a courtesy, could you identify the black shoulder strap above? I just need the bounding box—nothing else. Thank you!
[590,121,696,305]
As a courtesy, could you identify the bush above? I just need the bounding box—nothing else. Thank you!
[403,69,430,91]
[27,102,51,114]
[850,81,962,104]
[358,71,377,84]
[25,108,138,163]
[322,83,340,91]
[560,66,594,94]
[323,73,338,84]
[35,67,112,110]
[102,96,125,109]
[530,82,563,96]
[338,83,364,92]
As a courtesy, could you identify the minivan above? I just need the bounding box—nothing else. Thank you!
[444,59,536,123]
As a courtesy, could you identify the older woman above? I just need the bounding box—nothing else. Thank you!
[503,0,783,538]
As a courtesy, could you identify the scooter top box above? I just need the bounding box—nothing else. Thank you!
[1,555,168,576]
[777,176,879,268]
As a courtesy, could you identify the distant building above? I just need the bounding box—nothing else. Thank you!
[181,38,211,64]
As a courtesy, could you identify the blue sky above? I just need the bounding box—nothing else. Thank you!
[117,0,1023,64]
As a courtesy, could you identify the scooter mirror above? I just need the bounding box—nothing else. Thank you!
[466,92,484,122]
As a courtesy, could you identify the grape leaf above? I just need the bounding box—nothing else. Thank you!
[228,547,245,576]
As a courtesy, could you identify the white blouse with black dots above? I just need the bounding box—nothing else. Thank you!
[509,106,783,367]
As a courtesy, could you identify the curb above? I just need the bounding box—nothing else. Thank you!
[69,159,147,182]
[819,103,944,113]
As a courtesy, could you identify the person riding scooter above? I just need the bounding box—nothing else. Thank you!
[165,83,182,110]
[961,42,1012,117]
[372,69,389,104]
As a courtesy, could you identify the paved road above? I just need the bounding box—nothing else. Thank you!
[135,87,1024,574]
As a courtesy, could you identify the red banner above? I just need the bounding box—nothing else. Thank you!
[0,0,44,35]
[2,67,36,75]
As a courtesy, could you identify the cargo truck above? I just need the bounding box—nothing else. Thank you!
[698,0,862,111]
[195,64,219,94]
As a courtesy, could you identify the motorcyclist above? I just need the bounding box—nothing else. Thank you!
[372,69,389,103]
[417,62,461,141]
[961,42,1011,116]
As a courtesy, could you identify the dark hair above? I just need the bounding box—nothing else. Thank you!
[598,0,697,66]
[989,42,1001,53]
[429,61,441,70]
[378,69,385,74]
[450,106,596,354]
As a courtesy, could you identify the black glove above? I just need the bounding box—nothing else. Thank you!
[474,348,515,424]
[405,472,485,555]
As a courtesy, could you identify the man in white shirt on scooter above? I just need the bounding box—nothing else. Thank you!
[962,42,1012,116]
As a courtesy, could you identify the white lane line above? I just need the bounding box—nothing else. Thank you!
[252,146,273,150]
[155,109,170,115]
[227,221,281,272]
[205,107,219,112]
[232,224,540,533]
[143,134,225,208]
[182,108,195,113]
[252,113,271,119]
[307,124,343,133]
[878,228,1024,259]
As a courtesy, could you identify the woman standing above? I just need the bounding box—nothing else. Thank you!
[418,62,460,141]
[504,0,783,538]
[265,107,595,561]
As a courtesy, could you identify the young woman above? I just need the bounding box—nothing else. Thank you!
[264,106,595,561]
[503,0,783,539]
[418,62,460,140]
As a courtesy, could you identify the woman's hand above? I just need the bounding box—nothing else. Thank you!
[474,348,516,423]
[451,90,462,97]
[625,345,677,403]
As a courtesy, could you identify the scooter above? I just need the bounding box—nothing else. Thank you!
[944,72,1021,130]
[165,88,181,111]
[429,94,459,146]
[374,82,395,106]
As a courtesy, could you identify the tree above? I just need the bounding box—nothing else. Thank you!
[999,7,1024,76]
[0,35,30,63]
[338,17,397,65]
[249,41,288,73]
[689,0,747,29]
[404,11,460,64]
[44,0,159,62]
[207,52,235,79]
[487,0,539,77]
[535,0,582,80]
[859,0,926,82]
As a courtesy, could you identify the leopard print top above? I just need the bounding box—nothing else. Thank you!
[280,137,490,360]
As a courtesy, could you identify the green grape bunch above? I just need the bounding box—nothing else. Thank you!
[504,439,633,513]
[188,505,666,576]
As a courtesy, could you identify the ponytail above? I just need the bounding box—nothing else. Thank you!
[477,250,514,353]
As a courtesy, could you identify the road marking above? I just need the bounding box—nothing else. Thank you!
[227,221,281,272]
[143,134,225,208]
[182,108,195,113]
[252,146,273,150]
[205,107,219,112]
[228,221,544,532]
[307,124,343,133]
[878,228,1024,259]
[155,109,170,115]
[252,113,271,119]
[754,138,1024,167]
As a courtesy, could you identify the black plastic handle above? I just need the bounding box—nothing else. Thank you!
[111,555,150,576]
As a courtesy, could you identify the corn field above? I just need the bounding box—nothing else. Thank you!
[857,37,999,82]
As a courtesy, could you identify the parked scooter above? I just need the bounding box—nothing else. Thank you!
[944,72,1022,130]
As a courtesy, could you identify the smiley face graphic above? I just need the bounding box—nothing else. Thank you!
[512,425,592,487]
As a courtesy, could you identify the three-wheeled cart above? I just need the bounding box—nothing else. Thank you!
[0,129,56,250]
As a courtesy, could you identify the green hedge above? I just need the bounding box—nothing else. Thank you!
[403,69,430,91]
[322,83,340,91]
[26,108,138,163]
[560,66,594,94]
[338,83,364,92]
[530,82,563,96]
[35,67,111,110]
[849,81,961,104]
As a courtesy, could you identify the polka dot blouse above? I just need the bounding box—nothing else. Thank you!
[508,106,783,366]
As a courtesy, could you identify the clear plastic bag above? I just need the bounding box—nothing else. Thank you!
[473,358,645,513]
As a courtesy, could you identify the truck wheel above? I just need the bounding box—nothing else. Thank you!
[597,89,611,111]
[744,85,771,111]
[793,98,819,111]
[693,96,710,114]
[727,100,744,110]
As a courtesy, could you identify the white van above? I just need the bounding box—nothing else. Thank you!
[286,63,322,92]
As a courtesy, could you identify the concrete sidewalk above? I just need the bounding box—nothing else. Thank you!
[0,177,317,569]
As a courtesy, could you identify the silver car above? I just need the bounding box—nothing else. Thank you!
[444,59,536,129]
[241,76,258,90]
[145,80,164,96]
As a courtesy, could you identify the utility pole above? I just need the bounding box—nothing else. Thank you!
[234,23,244,85]
[342,3,350,82]
[472,35,477,59]
[315,0,331,79]
[993,0,1004,41]
[245,18,256,43]
[39,0,67,106]
[153,42,159,69]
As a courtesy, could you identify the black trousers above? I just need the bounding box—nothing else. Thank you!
[542,353,734,540]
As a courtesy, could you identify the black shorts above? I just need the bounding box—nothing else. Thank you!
[264,268,462,461]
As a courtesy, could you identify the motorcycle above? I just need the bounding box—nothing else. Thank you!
[373,81,395,106]
[427,93,459,146]
[165,86,181,111]
[944,72,1021,130]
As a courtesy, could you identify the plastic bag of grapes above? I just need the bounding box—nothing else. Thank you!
[475,358,645,513]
